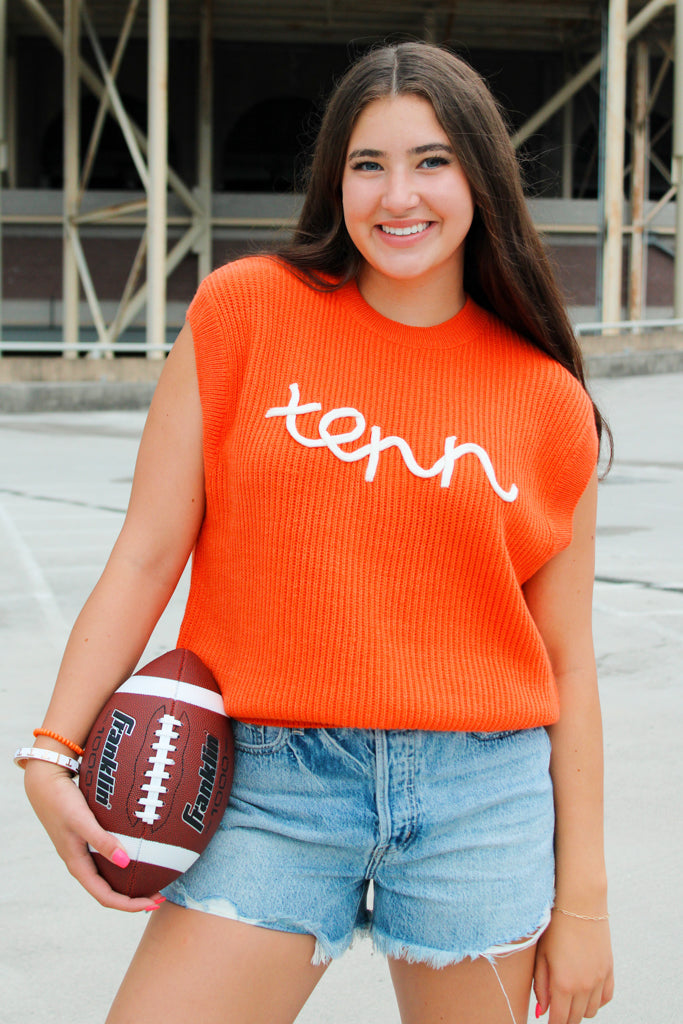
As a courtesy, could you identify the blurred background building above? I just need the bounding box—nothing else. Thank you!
[0,0,679,357]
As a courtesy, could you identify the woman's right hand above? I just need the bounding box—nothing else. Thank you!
[23,759,164,912]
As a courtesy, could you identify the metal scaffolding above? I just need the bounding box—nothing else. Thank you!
[511,0,678,329]
[15,0,210,356]
[2,0,681,354]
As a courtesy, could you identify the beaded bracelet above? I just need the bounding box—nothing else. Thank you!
[33,728,85,758]
[553,907,610,922]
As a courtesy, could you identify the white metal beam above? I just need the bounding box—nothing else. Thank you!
[146,0,169,357]
[602,0,628,326]
[67,221,109,345]
[115,222,203,339]
[107,228,147,345]
[62,0,80,356]
[629,39,650,323]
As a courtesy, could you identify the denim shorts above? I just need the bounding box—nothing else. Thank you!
[164,723,555,967]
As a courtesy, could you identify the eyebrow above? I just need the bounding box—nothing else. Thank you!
[347,142,454,161]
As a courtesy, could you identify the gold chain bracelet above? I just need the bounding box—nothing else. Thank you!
[553,907,609,922]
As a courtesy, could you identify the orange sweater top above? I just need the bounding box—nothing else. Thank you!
[177,256,598,731]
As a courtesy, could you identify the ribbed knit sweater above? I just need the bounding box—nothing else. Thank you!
[177,256,598,731]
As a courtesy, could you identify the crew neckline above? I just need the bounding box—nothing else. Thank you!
[335,278,490,349]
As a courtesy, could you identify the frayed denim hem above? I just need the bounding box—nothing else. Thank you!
[371,928,481,969]
[370,902,553,970]
[311,922,371,966]
[164,884,361,969]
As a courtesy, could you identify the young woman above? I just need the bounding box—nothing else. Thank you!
[21,43,613,1024]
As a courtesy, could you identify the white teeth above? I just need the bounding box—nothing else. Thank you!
[380,222,430,236]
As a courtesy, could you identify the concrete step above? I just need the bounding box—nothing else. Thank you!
[1,335,682,413]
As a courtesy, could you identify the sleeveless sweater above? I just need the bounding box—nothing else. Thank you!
[177,256,598,731]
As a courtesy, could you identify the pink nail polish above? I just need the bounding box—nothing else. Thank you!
[112,848,130,869]
[144,903,160,912]
[535,1004,542,1019]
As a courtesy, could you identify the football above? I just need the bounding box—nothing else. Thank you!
[79,648,234,898]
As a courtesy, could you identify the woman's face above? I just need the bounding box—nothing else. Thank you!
[341,94,474,299]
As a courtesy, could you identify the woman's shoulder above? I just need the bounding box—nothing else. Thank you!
[470,306,597,467]
[478,306,592,411]
[194,255,309,311]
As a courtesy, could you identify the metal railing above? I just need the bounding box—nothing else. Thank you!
[0,340,173,354]
[575,317,683,335]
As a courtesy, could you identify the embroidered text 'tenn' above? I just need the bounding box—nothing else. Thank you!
[265,384,518,502]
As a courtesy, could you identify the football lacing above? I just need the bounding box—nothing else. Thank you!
[135,714,182,824]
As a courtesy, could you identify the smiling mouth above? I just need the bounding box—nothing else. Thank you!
[378,222,431,236]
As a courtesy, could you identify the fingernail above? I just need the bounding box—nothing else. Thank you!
[143,896,166,912]
[535,1004,542,1019]
[112,848,130,868]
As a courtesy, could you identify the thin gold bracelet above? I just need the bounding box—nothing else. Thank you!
[553,907,609,922]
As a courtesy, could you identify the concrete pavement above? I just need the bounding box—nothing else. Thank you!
[2,372,682,1022]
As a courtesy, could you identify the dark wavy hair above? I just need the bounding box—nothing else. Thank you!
[275,41,610,458]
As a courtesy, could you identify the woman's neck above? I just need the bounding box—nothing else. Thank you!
[357,263,467,327]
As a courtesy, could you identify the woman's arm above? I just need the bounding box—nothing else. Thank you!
[523,470,614,1023]
[23,320,205,911]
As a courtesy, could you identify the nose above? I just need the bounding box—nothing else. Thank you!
[381,170,419,214]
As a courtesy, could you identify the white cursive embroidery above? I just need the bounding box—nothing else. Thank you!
[265,383,518,502]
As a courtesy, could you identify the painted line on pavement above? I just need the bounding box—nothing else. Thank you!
[0,498,68,653]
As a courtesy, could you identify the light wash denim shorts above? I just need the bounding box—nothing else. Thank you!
[164,723,555,966]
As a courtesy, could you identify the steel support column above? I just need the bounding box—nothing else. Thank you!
[675,0,683,317]
[629,39,650,323]
[63,0,80,355]
[196,0,213,283]
[146,0,168,357]
[602,0,628,326]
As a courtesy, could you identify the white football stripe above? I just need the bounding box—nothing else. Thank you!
[89,835,200,873]
[117,675,226,716]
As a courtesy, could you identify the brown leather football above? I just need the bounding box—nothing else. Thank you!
[79,649,234,897]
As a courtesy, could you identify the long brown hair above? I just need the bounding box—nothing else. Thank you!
[275,42,611,457]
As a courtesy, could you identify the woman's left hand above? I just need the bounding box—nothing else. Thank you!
[533,912,614,1023]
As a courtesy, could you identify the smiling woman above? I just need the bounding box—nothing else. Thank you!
[22,41,613,1024]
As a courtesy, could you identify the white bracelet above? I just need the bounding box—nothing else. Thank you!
[14,747,81,775]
